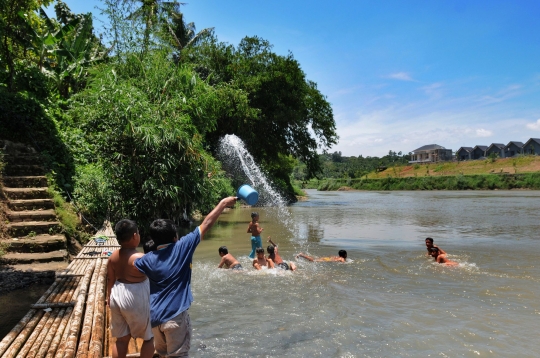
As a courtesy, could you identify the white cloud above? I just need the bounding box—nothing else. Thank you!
[475,129,493,137]
[387,72,414,81]
[526,119,540,131]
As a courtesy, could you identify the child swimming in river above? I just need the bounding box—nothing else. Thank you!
[430,247,458,266]
[267,237,297,271]
[296,250,347,262]
[253,247,274,270]
[217,246,243,270]
[247,212,263,259]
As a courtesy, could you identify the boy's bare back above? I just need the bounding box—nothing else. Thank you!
[218,253,240,269]
[108,248,147,283]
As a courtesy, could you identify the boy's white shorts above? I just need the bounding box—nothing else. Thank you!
[109,279,153,340]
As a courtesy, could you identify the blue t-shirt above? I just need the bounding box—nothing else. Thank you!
[135,227,200,327]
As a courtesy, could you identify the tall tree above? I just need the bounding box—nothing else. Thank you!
[184,36,338,183]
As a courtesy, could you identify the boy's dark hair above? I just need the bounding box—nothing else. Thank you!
[251,212,259,219]
[426,237,434,243]
[143,239,156,253]
[431,247,439,253]
[256,247,264,254]
[218,246,228,255]
[149,219,177,246]
[267,245,275,254]
[338,250,347,258]
[115,219,138,243]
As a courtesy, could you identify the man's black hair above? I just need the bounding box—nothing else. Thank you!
[143,239,156,253]
[267,245,275,254]
[426,237,434,243]
[115,219,138,244]
[149,219,177,246]
[256,247,264,254]
[218,246,228,255]
[338,250,347,258]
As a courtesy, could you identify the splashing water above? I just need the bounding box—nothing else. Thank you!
[217,134,299,238]
[218,134,287,206]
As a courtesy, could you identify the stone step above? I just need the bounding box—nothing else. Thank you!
[3,176,48,188]
[0,140,37,155]
[3,154,43,166]
[3,187,50,200]
[3,164,46,176]
[8,199,55,211]
[8,221,62,237]
[7,209,57,222]
[0,250,68,265]
[8,261,69,272]
[5,234,67,253]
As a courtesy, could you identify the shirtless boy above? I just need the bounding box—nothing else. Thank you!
[267,237,296,271]
[431,247,458,266]
[253,247,274,270]
[218,246,243,270]
[107,219,154,358]
[296,250,347,262]
[425,237,446,256]
[247,212,263,259]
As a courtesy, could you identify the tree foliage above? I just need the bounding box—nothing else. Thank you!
[184,36,338,185]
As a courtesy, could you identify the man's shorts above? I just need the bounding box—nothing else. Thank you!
[153,310,191,357]
[109,279,153,340]
[277,262,291,270]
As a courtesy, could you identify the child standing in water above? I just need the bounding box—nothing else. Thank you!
[247,212,263,259]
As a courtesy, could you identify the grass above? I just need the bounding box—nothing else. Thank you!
[47,176,91,245]
[367,156,540,179]
[314,172,540,191]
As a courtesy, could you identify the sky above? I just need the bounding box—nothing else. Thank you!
[55,0,540,157]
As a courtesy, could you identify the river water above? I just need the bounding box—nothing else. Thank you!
[191,190,540,357]
[2,190,539,357]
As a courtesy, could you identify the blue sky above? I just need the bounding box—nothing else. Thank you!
[57,0,540,157]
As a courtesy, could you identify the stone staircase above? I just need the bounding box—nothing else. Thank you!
[0,140,68,269]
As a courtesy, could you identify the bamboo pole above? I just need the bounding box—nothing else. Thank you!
[88,258,108,358]
[23,309,57,358]
[46,307,72,358]
[35,308,66,358]
[0,279,62,356]
[61,260,97,358]
[76,259,102,358]
[1,311,44,358]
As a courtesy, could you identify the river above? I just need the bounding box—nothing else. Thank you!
[2,190,539,357]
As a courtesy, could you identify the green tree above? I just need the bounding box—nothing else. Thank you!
[184,36,338,192]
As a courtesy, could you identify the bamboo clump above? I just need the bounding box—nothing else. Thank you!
[0,230,120,358]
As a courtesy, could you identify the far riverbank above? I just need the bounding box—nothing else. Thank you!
[302,172,540,191]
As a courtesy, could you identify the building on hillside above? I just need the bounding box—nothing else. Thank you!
[471,145,487,159]
[523,138,540,155]
[409,144,453,163]
[504,141,524,157]
[485,143,505,158]
[456,147,473,161]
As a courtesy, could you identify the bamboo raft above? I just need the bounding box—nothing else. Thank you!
[0,226,146,358]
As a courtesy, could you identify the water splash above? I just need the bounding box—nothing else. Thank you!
[217,134,298,238]
[218,134,287,207]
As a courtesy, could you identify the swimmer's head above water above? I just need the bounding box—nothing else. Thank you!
[338,250,347,260]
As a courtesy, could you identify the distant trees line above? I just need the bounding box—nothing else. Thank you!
[293,150,412,181]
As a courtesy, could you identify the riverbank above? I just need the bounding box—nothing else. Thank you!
[306,172,540,191]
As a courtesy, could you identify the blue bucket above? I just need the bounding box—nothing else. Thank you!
[237,184,259,206]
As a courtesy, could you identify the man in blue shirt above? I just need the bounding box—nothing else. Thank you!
[135,196,237,357]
